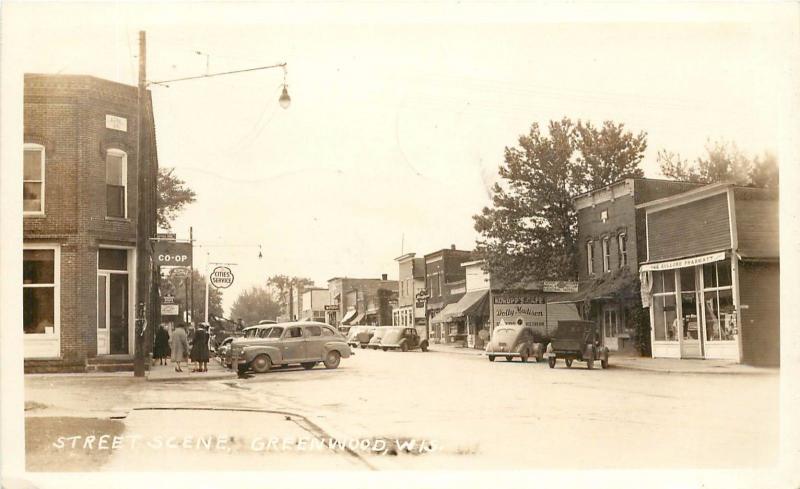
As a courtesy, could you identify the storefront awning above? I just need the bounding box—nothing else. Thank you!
[351,312,365,325]
[430,302,460,324]
[639,251,727,272]
[340,309,357,325]
[448,290,489,318]
[549,271,639,304]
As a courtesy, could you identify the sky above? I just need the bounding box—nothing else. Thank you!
[4,2,797,313]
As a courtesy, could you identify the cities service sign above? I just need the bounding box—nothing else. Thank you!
[210,266,234,289]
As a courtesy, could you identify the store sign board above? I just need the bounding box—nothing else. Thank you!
[105,114,128,132]
[492,293,546,333]
[324,305,339,311]
[210,266,234,289]
[153,241,192,266]
[542,281,579,293]
[639,252,726,272]
[161,304,179,316]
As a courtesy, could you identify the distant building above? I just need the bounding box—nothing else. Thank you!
[424,246,473,344]
[638,183,779,365]
[299,287,329,323]
[326,275,398,331]
[23,74,159,373]
[393,253,426,327]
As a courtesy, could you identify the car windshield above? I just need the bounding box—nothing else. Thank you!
[257,327,275,338]
[266,327,284,338]
[243,328,258,338]
[557,323,589,338]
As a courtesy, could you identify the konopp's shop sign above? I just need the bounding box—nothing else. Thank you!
[153,241,193,266]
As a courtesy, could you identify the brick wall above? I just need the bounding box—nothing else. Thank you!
[576,194,637,282]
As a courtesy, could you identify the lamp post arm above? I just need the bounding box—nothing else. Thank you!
[148,63,287,86]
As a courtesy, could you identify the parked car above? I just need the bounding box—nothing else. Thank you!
[232,322,352,374]
[347,326,375,349]
[367,327,389,349]
[485,324,544,362]
[379,326,429,352]
[216,336,236,367]
[545,320,609,369]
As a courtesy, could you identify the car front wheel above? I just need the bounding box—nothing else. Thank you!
[601,358,608,369]
[323,351,341,369]
[488,355,495,362]
[565,358,573,368]
[401,342,408,352]
[505,355,513,362]
[548,356,556,368]
[520,349,529,362]
[421,341,428,352]
[252,354,271,374]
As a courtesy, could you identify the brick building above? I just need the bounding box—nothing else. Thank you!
[638,183,779,365]
[326,276,398,331]
[424,246,472,343]
[561,178,702,353]
[23,74,159,372]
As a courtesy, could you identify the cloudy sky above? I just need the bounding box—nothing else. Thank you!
[4,2,797,312]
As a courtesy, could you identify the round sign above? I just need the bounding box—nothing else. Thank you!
[210,266,234,289]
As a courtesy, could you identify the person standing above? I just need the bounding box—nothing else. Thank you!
[170,323,190,372]
[190,324,211,372]
[153,323,171,365]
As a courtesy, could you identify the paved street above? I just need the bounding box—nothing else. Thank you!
[25,349,778,471]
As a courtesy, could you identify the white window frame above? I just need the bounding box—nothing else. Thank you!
[601,237,610,273]
[586,240,594,275]
[618,233,628,268]
[106,148,128,219]
[701,262,736,343]
[23,243,61,359]
[23,143,46,216]
[652,270,679,343]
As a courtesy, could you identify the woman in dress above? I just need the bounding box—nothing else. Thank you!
[170,323,190,372]
[190,324,211,372]
[153,323,171,365]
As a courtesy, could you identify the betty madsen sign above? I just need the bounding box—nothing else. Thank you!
[492,293,546,331]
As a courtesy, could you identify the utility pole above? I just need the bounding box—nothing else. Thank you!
[189,226,194,324]
[134,30,148,377]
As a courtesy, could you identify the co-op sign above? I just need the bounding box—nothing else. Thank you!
[153,241,192,266]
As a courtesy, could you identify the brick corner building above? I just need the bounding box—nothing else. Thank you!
[23,73,159,373]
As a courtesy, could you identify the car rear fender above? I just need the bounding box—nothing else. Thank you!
[243,345,282,364]
[324,342,351,358]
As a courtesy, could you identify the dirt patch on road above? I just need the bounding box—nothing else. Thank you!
[26,417,124,471]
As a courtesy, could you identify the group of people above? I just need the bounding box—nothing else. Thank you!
[153,322,211,373]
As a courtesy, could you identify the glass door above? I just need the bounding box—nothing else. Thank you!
[97,273,110,355]
[109,273,129,354]
[679,267,702,358]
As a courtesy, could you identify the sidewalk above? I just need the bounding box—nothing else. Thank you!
[146,358,236,382]
[428,343,777,375]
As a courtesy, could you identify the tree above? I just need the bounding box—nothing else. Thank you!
[157,167,197,230]
[230,286,282,325]
[266,275,315,319]
[473,118,647,285]
[161,268,223,323]
[657,139,778,189]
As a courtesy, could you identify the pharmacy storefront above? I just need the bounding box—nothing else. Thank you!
[640,252,740,361]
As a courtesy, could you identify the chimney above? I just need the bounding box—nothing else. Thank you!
[450,244,456,250]
[381,273,388,281]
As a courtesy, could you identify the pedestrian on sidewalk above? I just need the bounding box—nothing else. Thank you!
[170,323,190,372]
[153,323,171,365]
[190,324,210,373]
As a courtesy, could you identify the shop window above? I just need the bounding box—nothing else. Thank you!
[601,237,610,273]
[106,149,127,218]
[703,261,735,342]
[618,233,628,268]
[23,144,45,214]
[603,309,619,337]
[23,249,57,335]
[651,270,678,342]
[586,241,595,275]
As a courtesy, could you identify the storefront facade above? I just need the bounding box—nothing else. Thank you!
[393,253,426,327]
[638,183,779,365]
[23,74,157,372]
[424,247,472,343]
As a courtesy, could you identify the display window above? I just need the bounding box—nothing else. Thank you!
[651,270,678,342]
[702,262,736,342]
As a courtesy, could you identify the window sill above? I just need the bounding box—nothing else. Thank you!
[105,216,132,223]
[24,213,46,218]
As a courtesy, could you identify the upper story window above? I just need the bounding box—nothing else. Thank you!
[586,241,595,275]
[618,233,628,269]
[601,237,610,273]
[23,144,45,215]
[106,149,127,218]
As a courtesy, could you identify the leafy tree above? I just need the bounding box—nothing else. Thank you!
[230,286,282,325]
[161,268,222,323]
[657,139,778,189]
[473,118,646,285]
[157,167,197,230]
[266,275,315,319]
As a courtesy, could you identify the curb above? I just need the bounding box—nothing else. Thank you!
[146,371,237,382]
[609,362,777,376]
